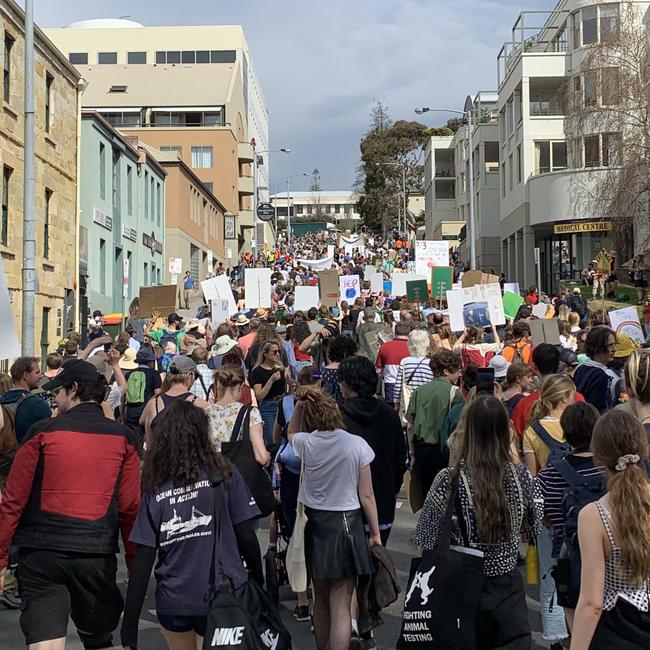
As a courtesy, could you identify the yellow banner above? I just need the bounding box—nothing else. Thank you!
[553,221,612,234]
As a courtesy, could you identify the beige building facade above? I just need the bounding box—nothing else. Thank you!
[1,0,80,358]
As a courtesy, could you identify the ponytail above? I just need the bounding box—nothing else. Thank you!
[528,374,575,427]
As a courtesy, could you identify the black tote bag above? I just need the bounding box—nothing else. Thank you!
[221,405,275,518]
[397,475,485,650]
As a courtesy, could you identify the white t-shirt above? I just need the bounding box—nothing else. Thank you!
[292,429,375,511]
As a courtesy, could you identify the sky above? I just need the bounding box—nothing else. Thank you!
[33,0,558,192]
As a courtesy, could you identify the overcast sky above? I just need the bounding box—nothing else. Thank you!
[34,0,557,192]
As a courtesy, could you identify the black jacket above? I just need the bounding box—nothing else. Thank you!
[340,397,407,525]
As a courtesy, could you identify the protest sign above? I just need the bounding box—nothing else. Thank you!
[245,268,272,309]
[431,267,454,299]
[392,273,427,297]
[532,303,549,319]
[502,291,524,320]
[368,273,383,294]
[609,306,644,343]
[530,318,561,346]
[327,244,335,259]
[461,270,500,288]
[168,257,182,275]
[139,285,177,318]
[211,299,229,326]
[339,274,361,302]
[406,279,429,304]
[295,256,334,271]
[415,241,449,276]
[446,283,505,331]
[503,282,520,296]
[0,263,20,360]
[318,270,339,306]
[201,275,237,316]
[295,286,320,312]
[383,280,392,295]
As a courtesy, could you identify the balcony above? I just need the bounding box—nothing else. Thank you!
[238,175,254,196]
[238,208,254,227]
[529,77,566,116]
[238,141,254,163]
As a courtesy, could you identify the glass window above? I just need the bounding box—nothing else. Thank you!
[600,4,619,41]
[143,262,148,287]
[573,75,582,109]
[68,52,87,65]
[517,145,522,183]
[98,52,117,64]
[196,50,210,63]
[44,189,51,258]
[552,142,568,170]
[2,166,11,245]
[127,166,133,215]
[582,7,597,45]
[166,51,180,64]
[150,177,155,219]
[3,34,13,103]
[602,67,620,106]
[571,11,580,49]
[127,51,146,64]
[584,135,600,167]
[99,143,106,200]
[191,146,213,168]
[602,133,621,166]
[210,50,236,63]
[45,74,53,132]
[144,171,149,218]
[160,145,182,154]
[584,70,597,106]
[501,162,506,197]
[181,51,195,63]
[535,141,551,174]
[514,89,522,123]
[100,239,106,294]
[157,182,162,226]
[155,51,166,64]
[202,181,213,193]
[508,154,513,191]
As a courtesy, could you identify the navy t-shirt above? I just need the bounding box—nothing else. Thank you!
[129,467,260,616]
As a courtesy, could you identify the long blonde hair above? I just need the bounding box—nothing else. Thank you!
[592,410,650,584]
[624,350,650,404]
[528,374,575,425]
[254,340,282,369]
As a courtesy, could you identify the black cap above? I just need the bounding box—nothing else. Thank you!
[41,359,100,391]
[168,312,183,325]
[92,309,104,318]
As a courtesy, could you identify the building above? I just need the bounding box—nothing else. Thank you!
[495,0,632,291]
[140,143,230,282]
[45,19,270,253]
[79,112,165,316]
[423,135,456,241]
[270,190,361,235]
[0,0,81,358]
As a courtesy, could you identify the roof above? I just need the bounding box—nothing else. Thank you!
[75,62,239,108]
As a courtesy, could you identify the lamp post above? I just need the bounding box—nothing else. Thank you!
[416,100,476,268]
[252,146,290,260]
[376,161,407,235]
[286,172,309,245]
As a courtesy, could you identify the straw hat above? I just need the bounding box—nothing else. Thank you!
[119,347,138,370]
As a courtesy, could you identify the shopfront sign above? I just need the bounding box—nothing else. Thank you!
[93,208,113,231]
[122,225,137,242]
[143,231,163,254]
[553,221,612,234]
[224,214,236,239]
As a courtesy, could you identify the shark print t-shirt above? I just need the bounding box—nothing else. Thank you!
[129,467,260,616]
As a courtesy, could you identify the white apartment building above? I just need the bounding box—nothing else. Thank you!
[423,135,456,240]
[496,0,638,292]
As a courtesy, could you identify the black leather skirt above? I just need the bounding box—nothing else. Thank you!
[305,507,373,580]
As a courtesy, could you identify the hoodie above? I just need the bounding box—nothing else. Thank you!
[573,359,619,412]
[340,397,407,526]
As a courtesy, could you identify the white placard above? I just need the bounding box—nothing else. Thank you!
[226,248,233,259]
[446,283,505,331]
[392,273,427,297]
[295,256,333,271]
[327,244,335,258]
[0,262,20,360]
[294,286,320,312]
[339,274,361,302]
[201,275,237,316]
[369,273,383,294]
[415,240,449,277]
[446,289,465,332]
[503,282,520,295]
[245,268,272,309]
[211,298,229,326]
[168,257,182,274]
[364,265,376,277]
[609,306,644,343]
[482,283,506,326]
[122,258,129,298]
[532,303,548,319]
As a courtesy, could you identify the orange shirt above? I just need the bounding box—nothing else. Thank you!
[502,340,533,366]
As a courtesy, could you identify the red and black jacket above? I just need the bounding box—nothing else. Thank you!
[0,402,140,569]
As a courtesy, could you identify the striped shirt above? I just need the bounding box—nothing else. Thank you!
[535,454,605,553]
[394,356,434,405]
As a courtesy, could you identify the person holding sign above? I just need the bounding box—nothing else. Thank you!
[453,324,501,370]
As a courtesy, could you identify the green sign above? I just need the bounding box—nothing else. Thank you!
[431,267,453,299]
[503,291,524,321]
[406,279,429,304]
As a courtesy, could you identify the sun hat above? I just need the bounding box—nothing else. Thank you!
[213,335,239,356]
[119,347,138,370]
[169,355,197,374]
[614,332,639,358]
[488,354,510,379]
[135,346,157,364]
[234,314,250,327]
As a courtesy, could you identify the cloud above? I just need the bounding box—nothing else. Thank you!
[31,0,558,190]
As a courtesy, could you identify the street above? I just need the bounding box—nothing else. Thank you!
[0,492,555,649]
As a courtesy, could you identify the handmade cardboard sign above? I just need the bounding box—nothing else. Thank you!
[339,274,361,302]
[245,268,272,309]
[406,279,429,304]
[139,285,177,318]
[609,306,644,343]
[318,270,339,307]
[295,286,320,312]
[201,275,237,316]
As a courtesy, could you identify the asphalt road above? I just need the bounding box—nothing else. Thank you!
[0,492,558,650]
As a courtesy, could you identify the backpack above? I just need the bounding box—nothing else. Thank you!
[551,458,607,608]
[0,393,31,479]
[531,420,571,467]
[504,342,528,365]
[460,346,494,369]
[159,330,179,352]
[125,369,147,405]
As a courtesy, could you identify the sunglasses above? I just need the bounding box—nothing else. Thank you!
[269,349,280,355]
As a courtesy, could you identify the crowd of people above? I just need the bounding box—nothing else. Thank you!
[0,231,649,650]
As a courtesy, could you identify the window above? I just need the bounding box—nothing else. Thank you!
[166,51,180,64]
[602,67,620,106]
[552,141,568,170]
[517,145,522,183]
[501,161,506,197]
[514,89,522,124]
[155,51,166,64]
[582,7,598,44]
[1,166,11,245]
[3,34,13,103]
[144,171,149,218]
[191,146,213,168]
[98,52,117,64]
[508,154,513,191]
[157,182,162,225]
[584,135,600,167]
[99,143,106,200]
[160,145,182,154]
[602,133,621,166]
[144,262,149,287]
[571,11,580,50]
[103,111,140,127]
[112,148,120,211]
[127,51,146,64]
[44,189,51,258]
[584,70,597,107]
[600,4,619,41]
[68,52,87,65]
[210,50,236,63]
[573,74,582,109]
[202,181,213,193]
[499,108,506,144]
[573,4,619,48]
[506,97,513,135]
[535,142,551,174]
[127,166,133,215]
[150,177,155,219]
[99,239,106,294]
[181,51,195,63]
[534,141,567,174]
[45,73,53,132]
[197,50,210,63]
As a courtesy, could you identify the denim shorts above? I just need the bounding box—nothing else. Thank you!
[157,614,207,635]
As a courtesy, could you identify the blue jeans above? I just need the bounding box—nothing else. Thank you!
[538,526,568,641]
[259,399,279,447]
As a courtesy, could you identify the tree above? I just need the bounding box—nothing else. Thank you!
[566,1,650,260]
[356,101,445,233]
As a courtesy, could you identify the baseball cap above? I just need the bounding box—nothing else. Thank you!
[41,359,100,391]
[168,312,183,325]
[169,355,197,374]
[92,309,104,318]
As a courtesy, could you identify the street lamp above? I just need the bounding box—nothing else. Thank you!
[415,99,476,269]
[252,146,290,259]
[376,161,407,235]
[286,172,310,245]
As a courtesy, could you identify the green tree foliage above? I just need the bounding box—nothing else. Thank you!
[356,101,453,233]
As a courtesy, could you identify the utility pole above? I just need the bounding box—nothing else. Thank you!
[21,0,36,354]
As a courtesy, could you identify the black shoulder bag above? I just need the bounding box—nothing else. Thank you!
[221,405,275,518]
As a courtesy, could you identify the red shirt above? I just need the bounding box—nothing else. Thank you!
[376,338,409,385]
[237,331,256,359]
[525,293,539,305]
[511,387,585,438]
